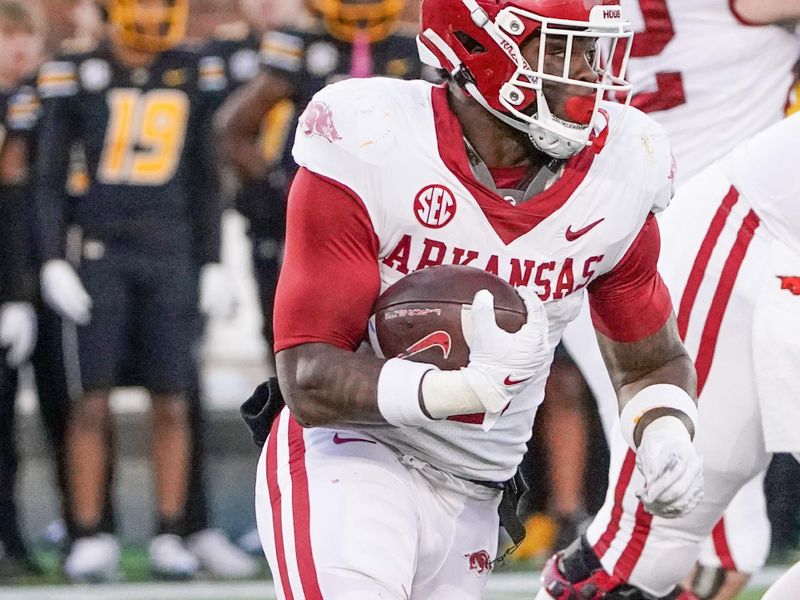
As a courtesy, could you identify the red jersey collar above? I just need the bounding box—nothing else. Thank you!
[430,84,608,245]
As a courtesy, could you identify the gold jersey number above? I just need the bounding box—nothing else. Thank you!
[98,88,190,186]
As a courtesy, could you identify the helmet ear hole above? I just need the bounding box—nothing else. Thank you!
[454,31,486,55]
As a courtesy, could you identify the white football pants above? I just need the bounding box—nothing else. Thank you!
[255,407,502,599]
[568,182,778,596]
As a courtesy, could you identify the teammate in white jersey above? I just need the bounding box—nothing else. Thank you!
[556,1,800,597]
[247,1,707,597]
[619,0,800,184]
[539,113,800,600]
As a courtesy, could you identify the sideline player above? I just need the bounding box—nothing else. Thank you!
[0,0,40,576]
[247,1,707,597]
[539,111,800,600]
[35,0,235,581]
[557,1,800,597]
[215,0,422,371]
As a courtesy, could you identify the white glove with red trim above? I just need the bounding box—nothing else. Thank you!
[461,286,551,415]
[636,416,704,518]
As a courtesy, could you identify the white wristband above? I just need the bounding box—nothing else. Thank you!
[619,384,697,450]
[377,358,438,428]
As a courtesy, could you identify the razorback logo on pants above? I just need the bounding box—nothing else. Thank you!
[778,276,800,296]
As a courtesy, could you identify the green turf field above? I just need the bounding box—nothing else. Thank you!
[0,550,777,599]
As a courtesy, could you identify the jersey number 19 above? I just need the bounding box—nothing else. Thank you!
[98,88,190,186]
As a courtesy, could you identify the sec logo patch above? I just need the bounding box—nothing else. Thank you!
[414,185,457,229]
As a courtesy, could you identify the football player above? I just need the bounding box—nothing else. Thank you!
[35,0,235,581]
[0,0,42,577]
[539,112,800,600]
[215,0,423,371]
[201,0,300,97]
[553,1,800,598]
[244,1,709,597]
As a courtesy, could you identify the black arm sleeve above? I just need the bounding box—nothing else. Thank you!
[0,182,35,302]
[187,93,223,266]
[35,92,76,263]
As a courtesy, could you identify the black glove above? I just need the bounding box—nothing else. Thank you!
[240,377,286,448]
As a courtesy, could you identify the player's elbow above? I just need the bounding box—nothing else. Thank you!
[282,386,334,429]
[276,348,337,429]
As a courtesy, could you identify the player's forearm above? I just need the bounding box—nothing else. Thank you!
[733,0,800,23]
[0,183,36,302]
[598,317,698,446]
[276,343,388,428]
[34,187,68,263]
[214,83,270,182]
[616,352,697,446]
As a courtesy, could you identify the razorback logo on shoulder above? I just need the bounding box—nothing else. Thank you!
[778,276,800,296]
[301,100,342,143]
[381,234,605,302]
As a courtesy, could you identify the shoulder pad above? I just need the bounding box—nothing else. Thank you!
[7,86,40,132]
[198,55,228,92]
[601,104,675,213]
[38,60,79,99]
[293,78,416,181]
[214,21,251,41]
[261,30,305,73]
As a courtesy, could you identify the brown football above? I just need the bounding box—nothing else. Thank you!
[372,265,527,370]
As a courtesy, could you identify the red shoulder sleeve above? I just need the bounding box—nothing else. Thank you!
[588,214,673,343]
[273,168,381,353]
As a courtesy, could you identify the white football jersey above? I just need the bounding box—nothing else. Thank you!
[717,112,800,256]
[293,78,673,482]
[620,0,800,183]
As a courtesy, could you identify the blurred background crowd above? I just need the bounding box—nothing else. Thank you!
[0,0,798,593]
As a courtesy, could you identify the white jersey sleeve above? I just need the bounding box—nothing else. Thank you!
[718,113,800,256]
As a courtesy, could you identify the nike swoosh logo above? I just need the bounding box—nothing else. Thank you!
[397,330,452,359]
[332,433,376,445]
[503,375,531,386]
[565,218,605,242]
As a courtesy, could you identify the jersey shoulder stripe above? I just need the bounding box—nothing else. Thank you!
[38,61,78,98]
[262,29,306,73]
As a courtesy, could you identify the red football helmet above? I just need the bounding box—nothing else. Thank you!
[417,0,634,158]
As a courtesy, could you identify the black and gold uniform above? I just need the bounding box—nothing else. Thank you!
[35,42,223,393]
[200,22,262,100]
[0,81,39,567]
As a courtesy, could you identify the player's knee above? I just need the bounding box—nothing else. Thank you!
[151,394,189,430]
[72,392,111,430]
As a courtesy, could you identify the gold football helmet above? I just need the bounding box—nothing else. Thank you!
[308,0,405,43]
[106,0,188,53]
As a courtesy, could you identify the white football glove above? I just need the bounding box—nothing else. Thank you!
[462,286,551,414]
[636,416,704,518]
[0,302,37,367]
[199,263,237,320]
[40,259,92,325]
